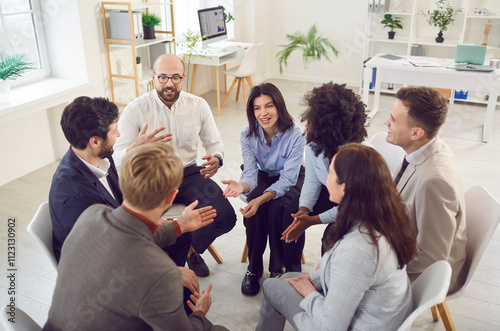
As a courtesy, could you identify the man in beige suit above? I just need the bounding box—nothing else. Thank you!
[384,86,466,292]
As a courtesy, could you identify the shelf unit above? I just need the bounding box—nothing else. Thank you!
[361,0,500,104]
[101,0,175,108]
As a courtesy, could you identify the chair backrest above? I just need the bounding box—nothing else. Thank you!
[161,202,186,220]
[234,42,263,77]
[26,202,58,270]
[397,260,452,331]
[0,306,41,331]
[448,186,500,299]
[369,132,406,174]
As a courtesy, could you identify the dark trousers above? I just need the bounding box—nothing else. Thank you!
[175,165,237,254]
[281,185,336,272]
[245,167,304,274]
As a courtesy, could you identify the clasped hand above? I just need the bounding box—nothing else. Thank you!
[281,212,314,243]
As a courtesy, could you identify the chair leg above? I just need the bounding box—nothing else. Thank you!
[207,244,223,264]
[222,77,238,108]
[431,305,441,321]
[236,78,242,101]
[245,75,254,89]
[242,80,248,105]
[436,302,456,331]
[241,240,249,263]
[301,253,306,264]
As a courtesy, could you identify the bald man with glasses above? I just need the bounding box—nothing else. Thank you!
[113,54,236,278]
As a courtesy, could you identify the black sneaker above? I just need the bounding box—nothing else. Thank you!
[269,271,283,279]
[187,251,210,277]
[241,270,263,296]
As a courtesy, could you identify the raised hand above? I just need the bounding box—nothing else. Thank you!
[221,180,245,198]
[129,123,172,151]
[176,200,216,233]
[200,155,219,178]
[187,284,213,314]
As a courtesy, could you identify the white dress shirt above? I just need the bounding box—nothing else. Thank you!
[77,156,116,201]
[113,90,224,169]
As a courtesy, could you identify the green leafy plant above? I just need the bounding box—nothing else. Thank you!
[219,5,234,23]
[176,29,210,88]
[142,12,161,27]
[423,0,462,32]
[380,14,403,32]
[0,52,35,81]
[276,24,339,74]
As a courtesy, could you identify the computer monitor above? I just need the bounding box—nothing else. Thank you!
[198,6,227,48]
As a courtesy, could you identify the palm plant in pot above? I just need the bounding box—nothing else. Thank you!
[423,0,462,43]
[0,52,35,104]
[142,11,161,40]
[276,24,339,74]
[380,14,403,40]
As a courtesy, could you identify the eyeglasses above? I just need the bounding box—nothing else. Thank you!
[154,73,183,85]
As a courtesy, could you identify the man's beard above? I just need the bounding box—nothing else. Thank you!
[157,86,180,103]
[98,143,114,159]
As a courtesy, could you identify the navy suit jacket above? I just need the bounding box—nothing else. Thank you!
[49,147,123,262]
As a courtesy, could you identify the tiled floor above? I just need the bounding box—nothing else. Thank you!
[1,78,499,330]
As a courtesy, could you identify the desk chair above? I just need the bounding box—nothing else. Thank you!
[163,203,223,264]
[0,306,41,331]
[430,186,500,331]
[396,260,452,331]
[27,202,58,270]
[221,42,263,109]
[369,132,406,174]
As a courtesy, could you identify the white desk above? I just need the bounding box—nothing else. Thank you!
[362,54,500,142]
[178,41,253,116]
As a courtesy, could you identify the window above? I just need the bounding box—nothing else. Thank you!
[0,0,50,86]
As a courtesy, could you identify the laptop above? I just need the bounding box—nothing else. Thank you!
[454,45,495,72]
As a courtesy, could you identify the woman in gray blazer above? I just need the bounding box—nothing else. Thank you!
[256,143,417,331]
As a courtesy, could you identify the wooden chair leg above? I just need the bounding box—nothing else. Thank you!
[207,244,223,264]
[245,75,254,89]
[222,77,238,108]
[301,252,306,264]
[431,305,441,321]
[241,240,249,263]
[436,302,456,331]
[242,80,248,105]
[236,78,242,101]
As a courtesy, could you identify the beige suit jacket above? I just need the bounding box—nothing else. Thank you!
[396,137,467,291]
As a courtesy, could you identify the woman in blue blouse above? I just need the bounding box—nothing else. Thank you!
[257,144,417,331]
[281,83,367,272]
[222,83,305,296]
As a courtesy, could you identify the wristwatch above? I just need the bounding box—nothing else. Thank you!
[214,155,223,168]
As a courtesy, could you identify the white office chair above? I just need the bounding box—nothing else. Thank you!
[0,306,41,331]
[27,202,58,270]
[430,186,500,331]
[369,132,406,174]
[397,260,452,331]
[163,203,223,264]
[221,42,263,108]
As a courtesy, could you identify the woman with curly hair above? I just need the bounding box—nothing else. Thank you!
[257,143,416,330]
[281,82,367,272]
[222,83,305,296]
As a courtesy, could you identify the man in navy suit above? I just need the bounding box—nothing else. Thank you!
[48,98,196,309]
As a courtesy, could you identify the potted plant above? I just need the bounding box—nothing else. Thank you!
[423,0,463,43]
[142,11,161,40]
[176,29,210,90]
[380,14,403,40]
[0,52,35,104]
[276,24,339,74]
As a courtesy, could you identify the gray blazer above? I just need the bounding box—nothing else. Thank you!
[396,137,467,291]
[294,227,413,330]
[44,204,215,331]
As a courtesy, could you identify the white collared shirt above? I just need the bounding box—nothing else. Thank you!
[113,90,224,170]
[406,137,436,164]
[77,156,117,200]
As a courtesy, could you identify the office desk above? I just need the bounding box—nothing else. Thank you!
[362,54,500,142]
[178,41,253,116]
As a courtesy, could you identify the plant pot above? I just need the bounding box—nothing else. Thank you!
[0,80,10,104]
[136,63,143,79]
[435,31,444,43]
[143,26,156,40]
[388,31,396,40]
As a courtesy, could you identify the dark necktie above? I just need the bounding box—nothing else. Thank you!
[395,157,409,185]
